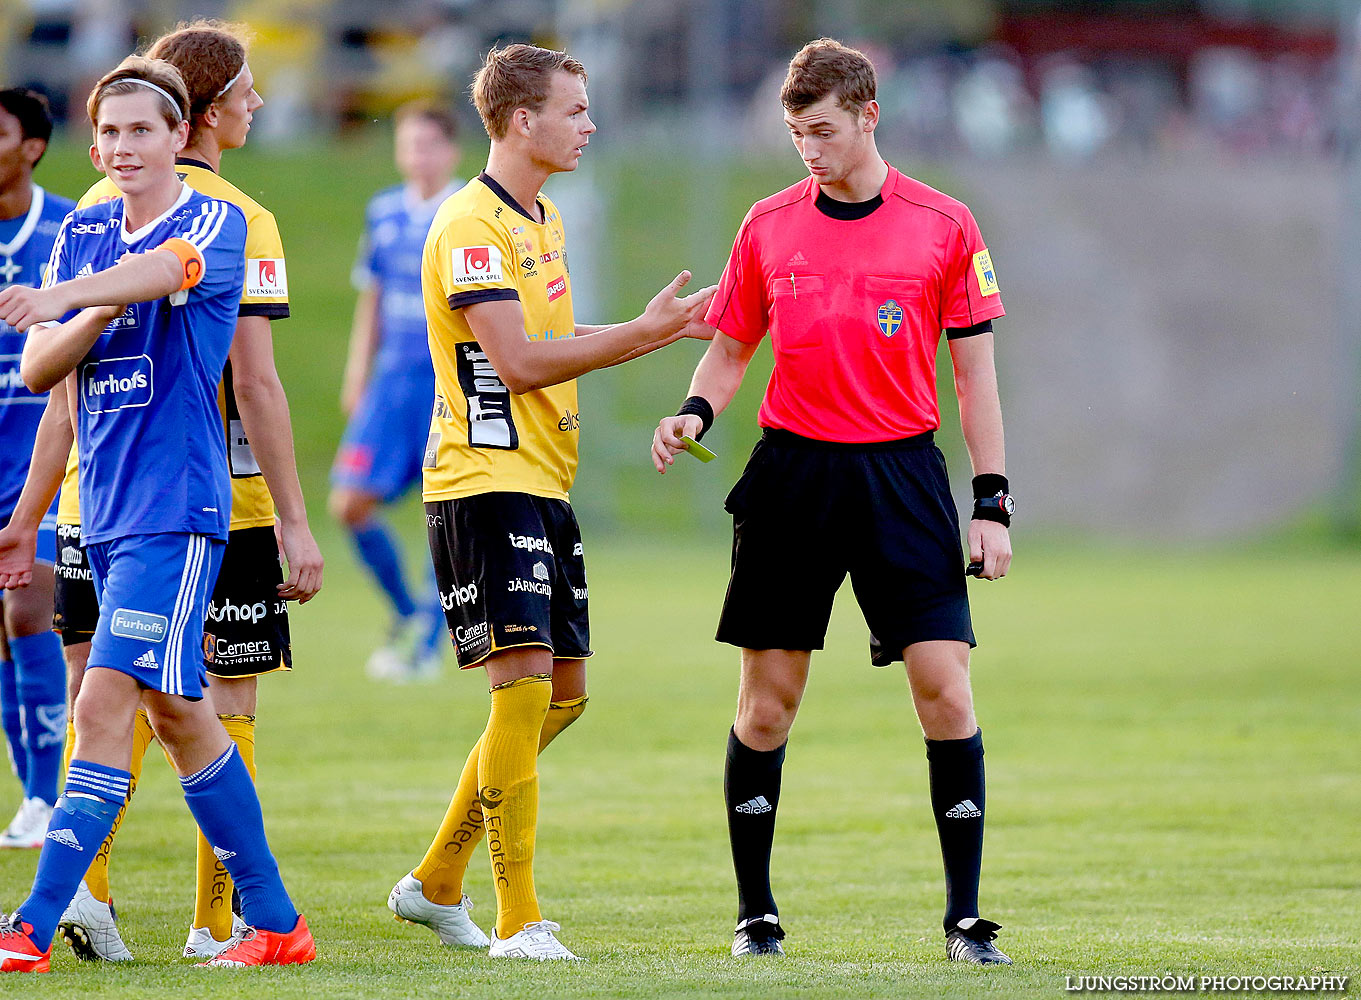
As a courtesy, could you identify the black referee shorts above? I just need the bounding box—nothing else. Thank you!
[716,428,975,662]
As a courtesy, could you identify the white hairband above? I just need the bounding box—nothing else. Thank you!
[116,78,184,121]
[215,63,246,99]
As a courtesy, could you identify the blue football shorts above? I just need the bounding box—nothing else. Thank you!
[86,532,225,699]
[331,365,434,502]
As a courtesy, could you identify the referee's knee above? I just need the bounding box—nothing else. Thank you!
[734,702,795,751]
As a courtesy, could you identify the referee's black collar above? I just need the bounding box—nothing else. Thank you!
[175,156,217,174]
[814,187,883,221]
[478,171,543,224]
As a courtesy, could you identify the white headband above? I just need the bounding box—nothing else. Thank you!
[215,63,246,99]
[115,78,184,121]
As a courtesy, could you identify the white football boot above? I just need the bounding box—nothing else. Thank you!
[387,872,489,947]
[489,919,581,960]
[183,912,248,959]
[0,797,53,849]
[57,880,134,961]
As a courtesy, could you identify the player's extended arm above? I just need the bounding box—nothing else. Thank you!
[949,332,1012,580]
[0,245,188,334]
[228,316,324,602]
[339,285,380,416]
[0,383,73,590]
[467,271,716,394]
[18,304,127,394]
[10,243,200,392]
[651,331,759,474]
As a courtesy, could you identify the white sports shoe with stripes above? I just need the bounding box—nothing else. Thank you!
[489,920,580,960]
[387,873,489,947]
[0,797,52,849]
[183,913,249,959]
[57,880,133,961]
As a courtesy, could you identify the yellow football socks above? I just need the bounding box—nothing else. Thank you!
[414,731,487,905]
[83,709,156,903]
[415,694,588,907]
[192,714,256,939]
[538,695,588,752]
[480,674,550,938]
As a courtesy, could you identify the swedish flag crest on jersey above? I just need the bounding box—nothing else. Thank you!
[877,298,904,338]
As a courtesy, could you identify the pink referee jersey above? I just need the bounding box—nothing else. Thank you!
[706,164,1005,443]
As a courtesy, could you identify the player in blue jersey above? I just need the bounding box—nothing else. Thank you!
[0,56,314,972]
[0,88,73,850]
[331,101,461,681]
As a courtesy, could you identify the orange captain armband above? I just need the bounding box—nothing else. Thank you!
[155,237,206,292]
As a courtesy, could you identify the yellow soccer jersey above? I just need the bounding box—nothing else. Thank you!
[422,172,579,502]
[76,158,288,530]
[56,444,78,525]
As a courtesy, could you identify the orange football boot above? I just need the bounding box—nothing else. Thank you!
[0,916,51,973]
[198,914,315,968]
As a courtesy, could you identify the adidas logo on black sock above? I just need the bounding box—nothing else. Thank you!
[735,795,773,815]
[945,799,981,819]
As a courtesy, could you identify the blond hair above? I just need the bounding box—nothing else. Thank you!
[471,44,586,141]
[86,56,190,130]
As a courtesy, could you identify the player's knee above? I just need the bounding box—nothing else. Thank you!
[71,688,123,748]
[736,695,796,749]
[912,680,975,734]
[3,590,52,638]
[329,488,374,528]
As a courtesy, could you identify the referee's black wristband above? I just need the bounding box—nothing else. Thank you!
[971,474,1013,527]
[676,396,714,441]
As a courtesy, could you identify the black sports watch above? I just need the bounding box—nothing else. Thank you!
[972,491,1015,527]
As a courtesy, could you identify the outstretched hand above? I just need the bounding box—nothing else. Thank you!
[643,271,718,344]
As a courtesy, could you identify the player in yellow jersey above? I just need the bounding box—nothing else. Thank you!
[0,21,324,963]
[384,43,715,960]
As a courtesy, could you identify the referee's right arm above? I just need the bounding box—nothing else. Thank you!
[651,332,758,473]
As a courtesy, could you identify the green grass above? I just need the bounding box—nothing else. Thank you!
[2,538,1358,997]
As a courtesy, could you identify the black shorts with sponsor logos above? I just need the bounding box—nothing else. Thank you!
[716,429,975,662]
[202,526,291,678]
[426,493,591,669]
[53,523,99,646]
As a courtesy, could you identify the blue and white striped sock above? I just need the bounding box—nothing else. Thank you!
[181,742,298,933]
[15,759,129,949]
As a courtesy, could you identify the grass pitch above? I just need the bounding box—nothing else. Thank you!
[2,536,1357,998]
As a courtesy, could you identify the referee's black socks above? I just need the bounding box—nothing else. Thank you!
[725,728,785,924]
[925,728,987,930]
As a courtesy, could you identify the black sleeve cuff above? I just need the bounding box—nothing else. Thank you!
[945,319,993,340]
[448,288,520,310]
[238,303,290,320]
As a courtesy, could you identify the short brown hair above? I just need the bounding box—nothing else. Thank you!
[471,44,586,141]
[86,56,190,130]
[395,99,459,143]
[147,19,251,137]
[780,38,876,115]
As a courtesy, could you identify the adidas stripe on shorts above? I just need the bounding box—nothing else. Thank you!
[86,532,226,699]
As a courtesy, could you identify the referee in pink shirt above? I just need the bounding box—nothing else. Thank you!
[652,38,1014,965]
